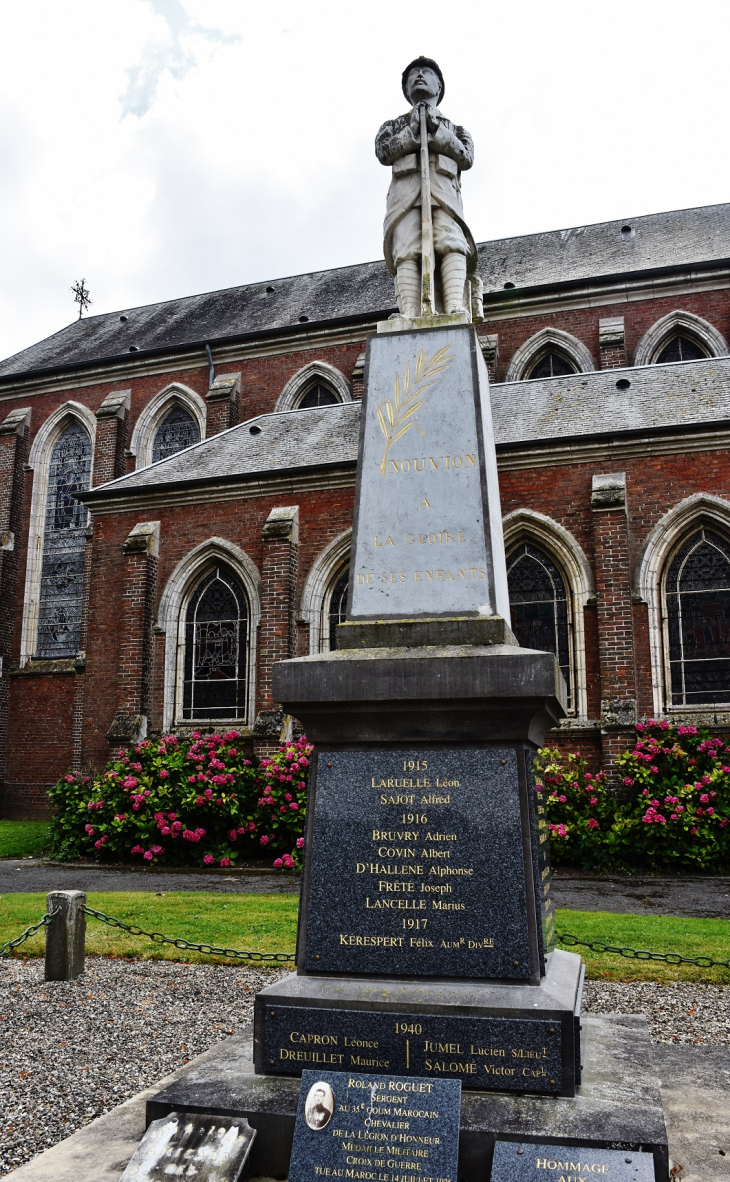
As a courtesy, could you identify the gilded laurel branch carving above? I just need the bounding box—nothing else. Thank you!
[376,345,453,475]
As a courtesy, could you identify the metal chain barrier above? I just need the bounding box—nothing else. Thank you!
[558,932,730,970]
[82,905,296,963]
[0,909,59,959]
[3,906,724,971]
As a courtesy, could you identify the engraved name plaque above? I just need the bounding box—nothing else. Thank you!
[299,746,542,980]
[490,1140,656,1181]
[262,1006,565,1094]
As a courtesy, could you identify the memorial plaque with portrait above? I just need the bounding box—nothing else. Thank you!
[299,746,540,980]
[288,1070,461,1182]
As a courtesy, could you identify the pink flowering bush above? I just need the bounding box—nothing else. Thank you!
[536,721,730,871]
[237,736,311,871]
[533,748,616,869]
[612,720,730,870]
[48,732,311,869]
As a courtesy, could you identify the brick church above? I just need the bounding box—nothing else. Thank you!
[2,202,730,817]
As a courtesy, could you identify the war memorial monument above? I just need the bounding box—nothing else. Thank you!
[144,58,669,1181]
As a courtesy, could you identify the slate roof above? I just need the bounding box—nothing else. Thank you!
[4,202,730,380]
[83,356,730,502]
[82,401,363,500]
[492,355,730,447]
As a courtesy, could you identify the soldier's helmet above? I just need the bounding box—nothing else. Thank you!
[401,57,445,105]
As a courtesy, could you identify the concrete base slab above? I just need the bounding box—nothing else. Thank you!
[13,1021,730,1181]
[654,1044,730,1182]
[147,1016,668,1180]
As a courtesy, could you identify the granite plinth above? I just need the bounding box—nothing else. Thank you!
[146,1016,669,1182]
[296,745,548,982]
[120,1112,255,1181]
[335,616,517,649]
[491,1140,655,1181]
[350,326,508,620]
[288,1071,461,1182]
[272,644,566,747]
[254,951,581,1097]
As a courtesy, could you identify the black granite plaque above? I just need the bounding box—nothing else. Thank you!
[262,1004,564,1094]
[490,1141,655,1180]
[525,752,557,957]
[288,1069,461,1182]
[300,746,536,979]
[121,1111,256,1180]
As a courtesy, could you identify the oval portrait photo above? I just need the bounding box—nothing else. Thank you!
[305,1081,335,1131]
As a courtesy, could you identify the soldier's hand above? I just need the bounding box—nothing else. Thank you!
[409,105,421,139]
[425,105,439,134]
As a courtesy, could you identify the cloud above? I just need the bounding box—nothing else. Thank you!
[120,0,240,119]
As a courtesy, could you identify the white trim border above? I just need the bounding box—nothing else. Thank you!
[299,529,352,653]
[504,328,595,383]
[21,402,97,664]
[275,361,352,412]
[503,508,594,718]
[129,382,206,469]
[157,537,262,730]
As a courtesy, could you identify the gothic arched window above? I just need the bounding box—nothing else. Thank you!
[665,529,730,706]
[181,565,249,721]
[36,422,92,658]
[152,404,200,463]
[527,352,578,380]
[298,382,339,410]
[655,335,709,365]
[325,566,349,651]
[507,543,572,706]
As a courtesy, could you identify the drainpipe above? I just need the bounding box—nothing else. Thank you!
[205,344,215,388]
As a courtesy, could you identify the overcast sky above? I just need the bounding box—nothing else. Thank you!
[2,0,730,363]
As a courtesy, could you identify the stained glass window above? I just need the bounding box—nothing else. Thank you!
[527,351,577,380]
[655,335,708,365]
[152,404,200,463]
[666,529,730,706]
[507,543,572,706]
[298,383,339,409]
[36,422,92,659]
[182,566,248,721]
[327,567,350,651]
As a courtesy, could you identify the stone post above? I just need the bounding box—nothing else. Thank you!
[480,333,499,382]
[351,352,366,399]
[94,390,130,486]
[107,521,160,748]
[254,506,299,735]
[0,407,31,815]
[598,318,627,369]
[45,890,86,980]
[206,372,240,436]
[591,472,637,775]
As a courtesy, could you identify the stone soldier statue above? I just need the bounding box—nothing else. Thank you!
[375,56,482,322]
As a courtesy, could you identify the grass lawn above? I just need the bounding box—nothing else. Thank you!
[0,894,727,982]
[556,908,730,983]
[0,891,299,965]
[0,820,50,860]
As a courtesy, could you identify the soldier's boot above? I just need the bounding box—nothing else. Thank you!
[395,261,420,319]
[441,252,468,314]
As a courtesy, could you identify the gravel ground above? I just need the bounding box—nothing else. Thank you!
[0,957,287,1176]
[583,979,730,1045]
[0,959,727,1176]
